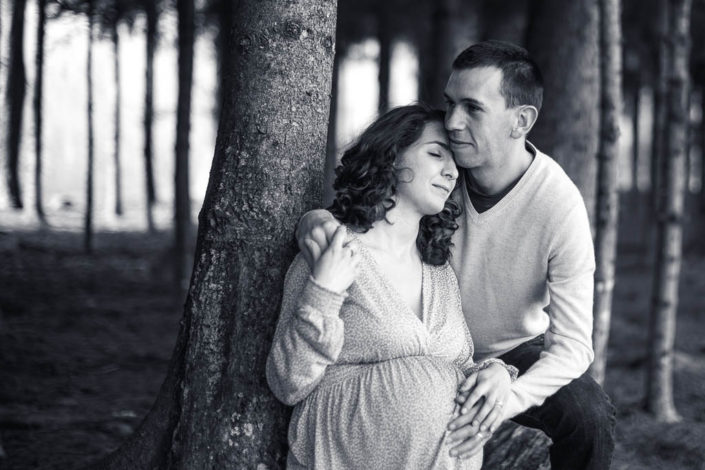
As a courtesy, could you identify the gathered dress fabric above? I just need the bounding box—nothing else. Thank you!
[267,231,493,470]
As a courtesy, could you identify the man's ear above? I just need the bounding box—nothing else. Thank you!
[510,105,539,139]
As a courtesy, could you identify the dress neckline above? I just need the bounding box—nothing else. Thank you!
[346,227,428,325]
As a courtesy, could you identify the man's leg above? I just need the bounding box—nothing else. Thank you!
[498,336,617,470]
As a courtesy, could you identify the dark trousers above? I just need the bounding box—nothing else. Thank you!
[498,336,617,470]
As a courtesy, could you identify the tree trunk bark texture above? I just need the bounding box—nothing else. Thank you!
[215,0,234,122]
[113,23,123,216]
[90,1,337,468]
[174,0,194,290]
[34,0,47,224]
[4,0,27,210]
[482,421,550,470]
[144,0,157,231]
[84,4,94,253]
[646,0,691,423]
[589,0,622,387]
[526,0,600,223]
[323,43,340,207]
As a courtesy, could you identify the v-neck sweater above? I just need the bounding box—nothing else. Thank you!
[449,143,595,419]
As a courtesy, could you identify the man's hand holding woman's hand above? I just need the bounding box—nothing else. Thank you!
[447,363,513,459]
[307,225,359,294]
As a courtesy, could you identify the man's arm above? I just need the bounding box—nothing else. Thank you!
[296,209,339,267]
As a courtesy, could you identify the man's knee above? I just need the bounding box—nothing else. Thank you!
[548,373,617,439]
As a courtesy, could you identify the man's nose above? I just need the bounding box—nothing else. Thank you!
[445,106,464,132]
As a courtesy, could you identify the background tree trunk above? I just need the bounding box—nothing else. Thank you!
[85,2,95,253]
[701,87,705,211]
[480,0,530,44]
[214,0,234,121]
[590,0,622,386]
[143,0,158,232]
[174,0,194,290]
[651,0,669,203]
[34,0,47,225]
[113,22,123,216]
[646,0,692,423]
[4,0,28,210]
[632,75,640,192]
[526,0,600,223]
[376,3,390,113]
[89,0,337,467]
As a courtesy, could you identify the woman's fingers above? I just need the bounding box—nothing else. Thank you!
[303,239,322,264]
[330,225,346,250]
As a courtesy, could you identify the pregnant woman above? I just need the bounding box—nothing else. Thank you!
[267,104,517,469]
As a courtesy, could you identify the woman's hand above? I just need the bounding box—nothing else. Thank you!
[306,225,359,294]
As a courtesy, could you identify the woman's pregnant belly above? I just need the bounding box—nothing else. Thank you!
[288,355,466,469]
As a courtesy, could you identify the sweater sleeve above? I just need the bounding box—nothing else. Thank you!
[266,255,347,406]
[505,201,596,419]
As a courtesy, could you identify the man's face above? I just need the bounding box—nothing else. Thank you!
[443,66,516,170]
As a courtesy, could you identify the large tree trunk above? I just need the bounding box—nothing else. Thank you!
[376,3,390,113]
[323,41,341,207]
[214,0,234,121]
[34,0,47,225]
[85,3,95,253]
[88,1,337,467]
[174,0,194,290]
[113,22,123,216]
[526,0,600,223]
[646,0,691,423]
[589,0,622,386]
[701,87,705,211]
[143,0,158,232]
[4,0,27,210]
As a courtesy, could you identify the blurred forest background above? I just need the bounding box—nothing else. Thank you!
[0,0,705,468]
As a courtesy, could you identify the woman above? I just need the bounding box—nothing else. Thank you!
[266,104,517,469]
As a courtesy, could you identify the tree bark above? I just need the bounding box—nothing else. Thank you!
[323,41,341,207]
[483,421,550,469]
[589,0,622,387]
[174,0,194,290]
[113,22,123,216]
[526,0,600,223]
[214,0,234,121]
[4,0,27,210]
[646,0,691,423]
[85,2,95,253]
[34,0,47,224]
[376,3,391,113]
[632,76,640,192]
[144,0,157,232]
[88,0,337,467]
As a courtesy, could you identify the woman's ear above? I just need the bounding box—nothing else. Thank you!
[510,105,539,139]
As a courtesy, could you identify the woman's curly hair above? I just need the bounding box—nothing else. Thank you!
[329,104,462,265]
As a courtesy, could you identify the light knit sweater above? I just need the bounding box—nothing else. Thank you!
[450,142,595,419]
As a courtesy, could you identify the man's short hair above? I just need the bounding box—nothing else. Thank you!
[452,40,543,111]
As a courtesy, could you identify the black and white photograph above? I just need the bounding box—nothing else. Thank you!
[1,0,704,468]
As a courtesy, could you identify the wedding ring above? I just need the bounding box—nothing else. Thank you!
[495,401,504,408]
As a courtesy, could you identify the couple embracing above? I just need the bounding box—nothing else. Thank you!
[266,40,616,470]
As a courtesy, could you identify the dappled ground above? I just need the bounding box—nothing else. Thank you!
[1,214,705,469]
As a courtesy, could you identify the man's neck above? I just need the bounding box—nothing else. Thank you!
[466,143,534,196]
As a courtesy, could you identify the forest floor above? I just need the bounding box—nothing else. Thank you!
[1,214,705,469]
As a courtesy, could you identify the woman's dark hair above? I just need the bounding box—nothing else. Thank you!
[329,103,462,265]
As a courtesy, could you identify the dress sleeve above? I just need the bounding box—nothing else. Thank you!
[464,358,519,382]
[266,255,347,406]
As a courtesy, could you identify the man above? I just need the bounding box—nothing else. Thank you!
[297,40,615,469]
